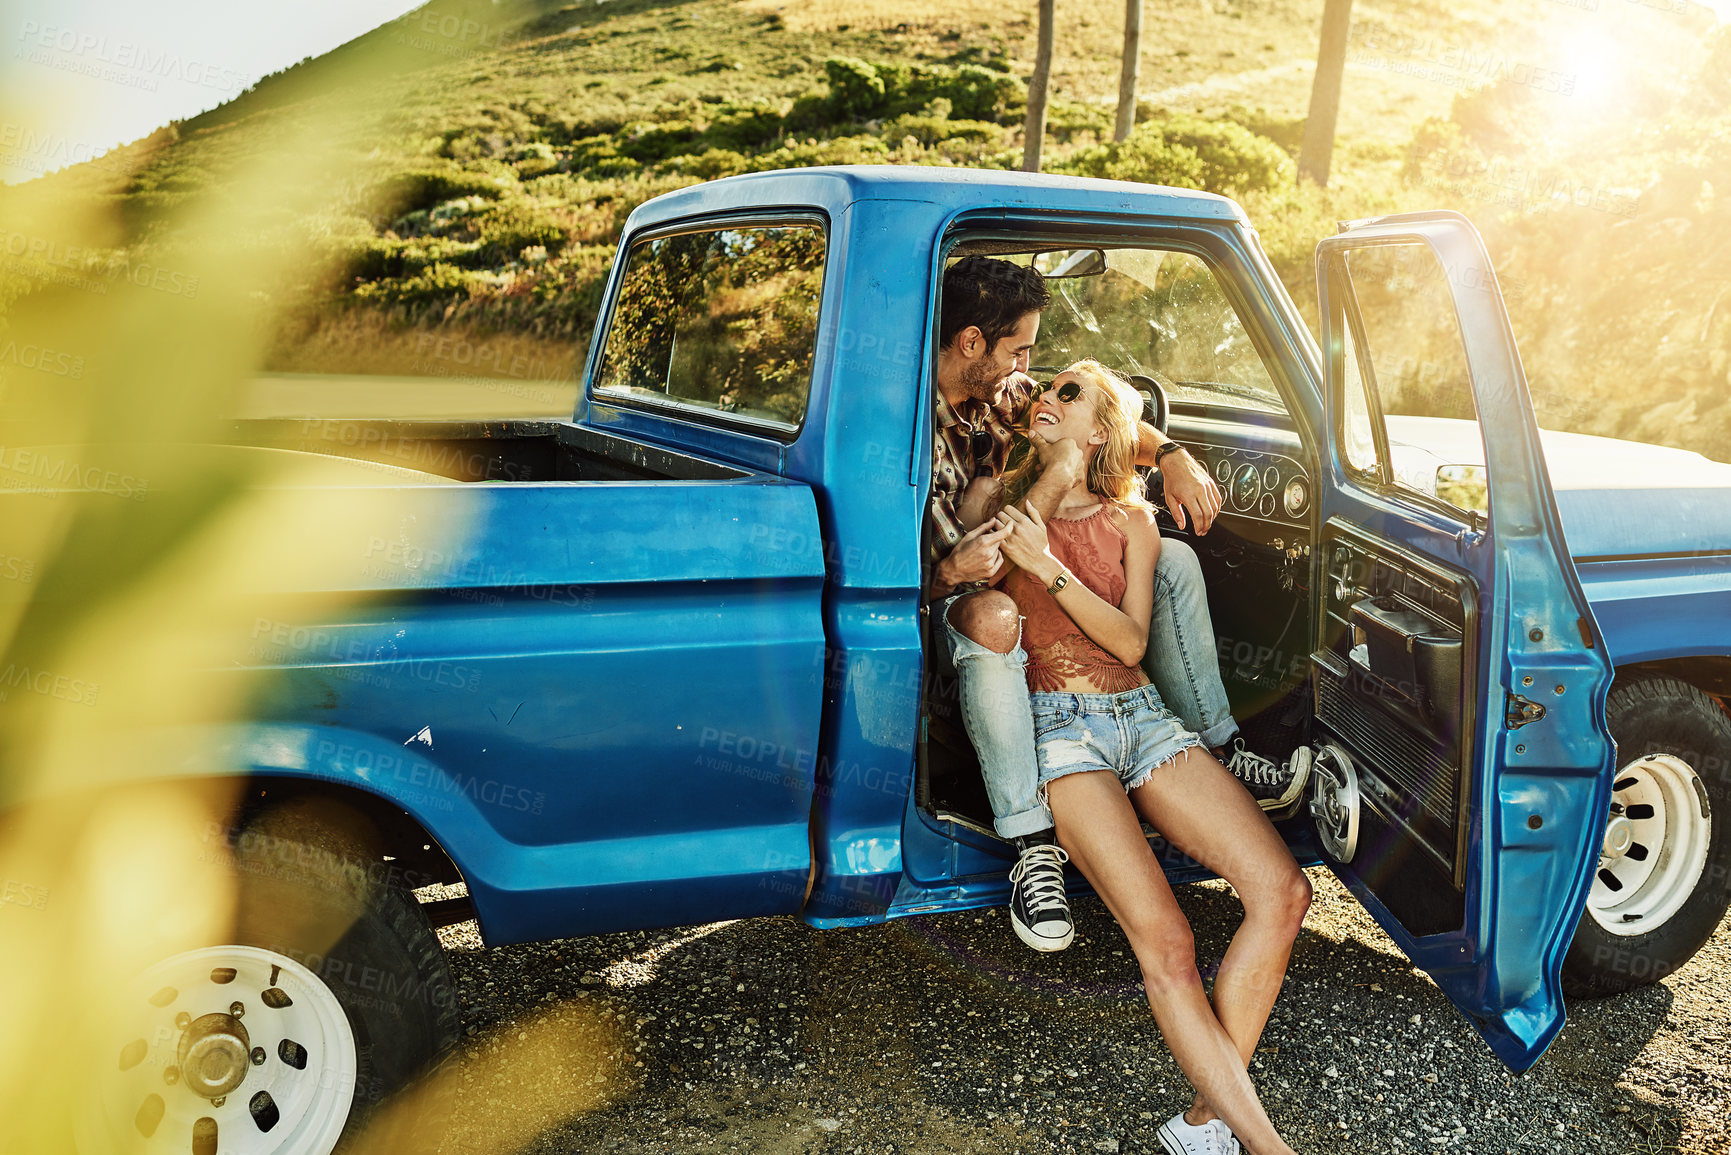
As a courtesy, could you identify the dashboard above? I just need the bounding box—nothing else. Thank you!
[1209,445,1312,528]
[1159,412,1316,539]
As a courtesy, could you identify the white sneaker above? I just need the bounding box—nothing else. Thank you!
[1224,738,1312,815]
[1156,1111,1241,1155]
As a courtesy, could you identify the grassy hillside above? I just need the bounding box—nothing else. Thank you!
[2,0,1728,455]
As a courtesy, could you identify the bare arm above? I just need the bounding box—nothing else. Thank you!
[1023,432,1085,523]
[1132,420,1171,468]
[998,504,1159,667]
[1133,421,1221,534]
[954,475,1002,533]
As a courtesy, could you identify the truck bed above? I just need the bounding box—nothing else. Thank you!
[232,418,748,484]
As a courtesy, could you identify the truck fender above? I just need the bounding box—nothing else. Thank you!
[185,722,503,924]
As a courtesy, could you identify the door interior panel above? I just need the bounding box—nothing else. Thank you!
[1312,520,1475,934]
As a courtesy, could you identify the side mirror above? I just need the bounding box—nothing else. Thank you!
[1032,249,1107,278]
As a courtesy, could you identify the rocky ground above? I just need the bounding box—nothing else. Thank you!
[420,871,1730,1155]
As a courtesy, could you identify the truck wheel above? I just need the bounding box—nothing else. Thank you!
[76,807,461,1154]
[1562,675,1731,997]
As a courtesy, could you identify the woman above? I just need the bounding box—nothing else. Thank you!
[970,360,1310,1155]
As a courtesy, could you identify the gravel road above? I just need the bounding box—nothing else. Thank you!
[421,870,1731,1155]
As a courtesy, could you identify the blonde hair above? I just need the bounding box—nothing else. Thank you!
[1000,359,1151,513]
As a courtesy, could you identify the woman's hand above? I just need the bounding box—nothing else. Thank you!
[998,503,1062,586]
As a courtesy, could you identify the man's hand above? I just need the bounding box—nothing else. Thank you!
[1028,428,1085,488]
[1160,447,1222,534]
[934,518,1012,592]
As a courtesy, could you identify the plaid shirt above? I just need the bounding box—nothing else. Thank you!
[925,375,1036,584]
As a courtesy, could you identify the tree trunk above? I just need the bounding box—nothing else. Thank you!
[1022,0,1056,172]
[1298,0,1354,186]
[1114,0,1142,143]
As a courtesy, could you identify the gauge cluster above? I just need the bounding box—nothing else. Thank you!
[1202,445,1312,527]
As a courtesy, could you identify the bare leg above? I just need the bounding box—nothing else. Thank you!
[1127,748,1311,1128]
[1046,770,1299,1155]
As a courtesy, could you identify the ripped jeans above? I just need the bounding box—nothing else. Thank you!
[937,536,1236,839]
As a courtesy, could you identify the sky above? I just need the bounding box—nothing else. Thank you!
[0,0,430,183]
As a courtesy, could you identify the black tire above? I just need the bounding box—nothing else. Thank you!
[233,800,462,1151]
[1561,675,1731,998]
[80,796,462,1155]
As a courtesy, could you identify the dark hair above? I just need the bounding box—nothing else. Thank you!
[939,256,1051,352]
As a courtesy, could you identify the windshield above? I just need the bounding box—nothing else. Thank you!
[1014,247,1285,416]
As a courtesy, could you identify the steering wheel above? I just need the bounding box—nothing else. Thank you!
[1127,373,1169,435]
[1127,373,1172,514]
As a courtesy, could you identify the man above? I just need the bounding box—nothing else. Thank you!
[925,255,1309,953]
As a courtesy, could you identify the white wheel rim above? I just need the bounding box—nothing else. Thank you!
[78,945,357,1155]
[1586,753,1713,938]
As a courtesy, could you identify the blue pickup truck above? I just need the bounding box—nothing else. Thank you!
[42,167,1731,1155]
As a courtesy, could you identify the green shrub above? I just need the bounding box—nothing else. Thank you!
[346,237,400,281]
[510,141,562,179]
[824,57,887,119]
[945,44,1014,72]
[906,64,1021,123]
[566,134,645,178]
[353,261,476,305]
[346,234,490,281]
[749,135,891,172]
[881,114,1000,148]
[1219,105,1306,157]
[706,104,785,151]
[369,168,509,218]
[664,148,753,180]
[1044,100,1111,143]
[617,120,706,162]
[1059,113,1292,195]
[472,200,570,264]
[784,90,832,133]
[542,111,629,142]
[428,195,489,224]
[820,58,1026,125]
[1063,135,1207,189]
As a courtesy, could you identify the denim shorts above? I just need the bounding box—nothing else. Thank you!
[1029,684,1203,796]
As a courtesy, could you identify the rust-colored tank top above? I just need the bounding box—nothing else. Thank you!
[1005,504,1150,693]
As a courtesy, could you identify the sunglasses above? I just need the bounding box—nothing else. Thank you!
[966,426,994,462]
[1040,380,1083,404]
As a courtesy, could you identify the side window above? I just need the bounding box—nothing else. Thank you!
[1340,316,1379,477]
[595,221,827,434]
[1339,243,1488,517]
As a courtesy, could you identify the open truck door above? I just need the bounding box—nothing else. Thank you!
[1307,211,1616,1070]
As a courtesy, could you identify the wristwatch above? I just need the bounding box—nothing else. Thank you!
[1153,440,1187,468]
[1046,569,1071,596]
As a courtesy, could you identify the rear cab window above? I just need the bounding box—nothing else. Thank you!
[593,217,828,439]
